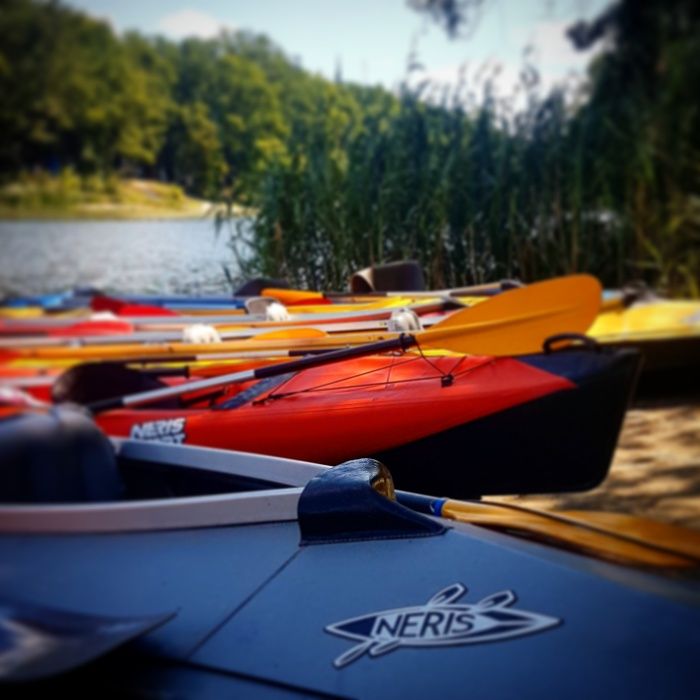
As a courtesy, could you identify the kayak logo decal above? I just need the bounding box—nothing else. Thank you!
[129,417,186,444]
[325,583,560,668]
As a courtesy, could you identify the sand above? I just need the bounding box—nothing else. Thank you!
[494,401,700,530]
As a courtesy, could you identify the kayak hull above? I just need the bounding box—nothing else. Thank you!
[599,335,700,399]
[98,348,641,497]
[0,450,696,698]
[590,299,700,395]
[373,348,640,496]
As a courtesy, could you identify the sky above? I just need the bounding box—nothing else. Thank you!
[65,0,611,97]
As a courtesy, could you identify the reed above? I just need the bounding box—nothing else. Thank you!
[240,13,700,297]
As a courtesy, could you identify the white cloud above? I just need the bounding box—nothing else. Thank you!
[157,9,232,40]
[511,18,604,90]
[404,60,527,111]
[406,17,605,114]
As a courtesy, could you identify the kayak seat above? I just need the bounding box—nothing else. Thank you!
[350,260,426,293]
[52,363,182,409]
[235,277,290,296]
[0,408,123,503]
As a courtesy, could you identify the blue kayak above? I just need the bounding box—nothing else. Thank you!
[0,409,697,697]
[1,288,250,311]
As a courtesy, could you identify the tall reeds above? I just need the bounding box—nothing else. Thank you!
[240,27,700,296]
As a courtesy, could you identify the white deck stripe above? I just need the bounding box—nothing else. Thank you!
[113,439,328,487]
[0,441,332,534]
[0,436,336,534]
[0,488,303,534]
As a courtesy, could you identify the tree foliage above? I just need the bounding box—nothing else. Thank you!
[1,0,699,294]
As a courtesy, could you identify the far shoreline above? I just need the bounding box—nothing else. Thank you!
[0,202,256,222]
[0,177,256,222]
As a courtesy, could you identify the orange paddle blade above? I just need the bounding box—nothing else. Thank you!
[421,275,602,355]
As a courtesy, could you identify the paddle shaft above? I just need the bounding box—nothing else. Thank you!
[0,299,452,342]
[326,280,521,299]
[263,280,521,303]
[0,319,395,349]
[88,334,415,413]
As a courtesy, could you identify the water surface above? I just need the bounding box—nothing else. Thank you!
[0,219,245,296]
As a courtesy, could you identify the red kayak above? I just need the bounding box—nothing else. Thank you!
[98,347,640,497]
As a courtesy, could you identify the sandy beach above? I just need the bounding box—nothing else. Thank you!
[496,401,700,530]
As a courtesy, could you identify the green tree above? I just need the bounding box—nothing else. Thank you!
[163,102,227,197]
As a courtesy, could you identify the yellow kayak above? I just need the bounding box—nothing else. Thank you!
[591,299,700,343]
[590,299,700,374]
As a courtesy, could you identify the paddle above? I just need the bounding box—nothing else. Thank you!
[0,597,174,681]
[84,275,601,413]
[261,279,522,304]
[397,492,700,567]
[0,298,456,349]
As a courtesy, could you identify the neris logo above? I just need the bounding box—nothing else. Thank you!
[325,583,560,668]
[129,418,186,444]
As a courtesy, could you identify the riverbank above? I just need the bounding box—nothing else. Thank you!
[0,175,252,220]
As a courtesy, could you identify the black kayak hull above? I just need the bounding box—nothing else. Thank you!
[603,335,700,400]
[374,347,641,497]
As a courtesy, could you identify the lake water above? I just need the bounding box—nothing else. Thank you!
[0,219,247,297]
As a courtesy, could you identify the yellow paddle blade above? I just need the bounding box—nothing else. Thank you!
[260,289,416,312]
[442,500,700,568]
[563,510,700,561]
[421,274,602,355]
[254,328,328,340]
[261,287,326,304]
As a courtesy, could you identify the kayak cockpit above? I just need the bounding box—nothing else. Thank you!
[0,407,327,533]
[0,409,444,543]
